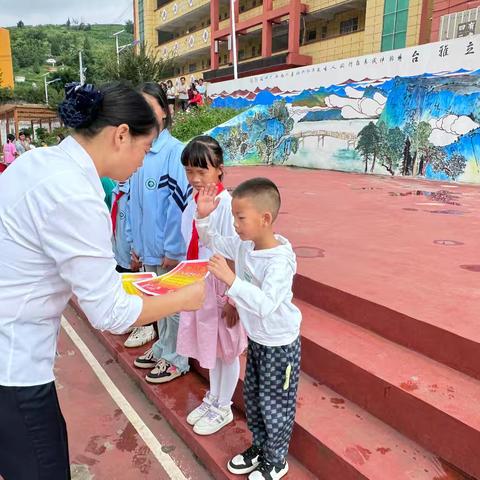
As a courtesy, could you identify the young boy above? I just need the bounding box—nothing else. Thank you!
[196,177,302,480]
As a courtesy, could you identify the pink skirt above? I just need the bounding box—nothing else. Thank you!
[177,275,248,369]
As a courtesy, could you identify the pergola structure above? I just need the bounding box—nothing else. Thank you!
[0,103,60,146]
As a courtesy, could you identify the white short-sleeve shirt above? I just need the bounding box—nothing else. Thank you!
[0,136,143,386]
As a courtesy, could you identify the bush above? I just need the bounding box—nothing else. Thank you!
[172,106,243,142]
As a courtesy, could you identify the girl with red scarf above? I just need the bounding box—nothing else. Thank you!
[178,136,247,435]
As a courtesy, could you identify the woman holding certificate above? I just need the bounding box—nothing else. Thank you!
[0,82,205,480]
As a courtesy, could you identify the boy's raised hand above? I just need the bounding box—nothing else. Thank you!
[208,254,236,287]
[197,184,220,219]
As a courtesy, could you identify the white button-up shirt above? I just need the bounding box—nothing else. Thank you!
[0,136,143,386]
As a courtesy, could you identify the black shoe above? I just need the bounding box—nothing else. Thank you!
[248,459,289,479]
[227,445,263,475]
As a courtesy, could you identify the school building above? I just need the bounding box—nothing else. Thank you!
[0,28,14,90]
[133,0,478,83]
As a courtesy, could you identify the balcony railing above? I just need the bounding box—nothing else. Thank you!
[155,0,210,27]
[157,27,211,58]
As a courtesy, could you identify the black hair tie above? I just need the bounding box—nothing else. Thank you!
[58,83,104,128]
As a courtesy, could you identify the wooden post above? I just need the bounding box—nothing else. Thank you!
[31,120,35,139]
[13,108,19,138]
[48,119,52,132]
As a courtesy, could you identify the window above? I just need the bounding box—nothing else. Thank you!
[381,0,409,51]
[339,18,358,35]
[321,26,327,39]
[238,49,245,60]
[307,29,317,41]
[251,45,256,57]
[189,63,197,73]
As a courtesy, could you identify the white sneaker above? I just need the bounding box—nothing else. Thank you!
[186,393,217,426]
[248,460,289,480]
[111,326,134,335]
[124,325,156,348]
[193,404,233,435]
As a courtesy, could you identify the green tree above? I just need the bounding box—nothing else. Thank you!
[17,20,24,28]
[100,43,175,84]
[125,20,134,34]
[66,18,71,28]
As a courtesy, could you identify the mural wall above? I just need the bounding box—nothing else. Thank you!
[207,36,480,183]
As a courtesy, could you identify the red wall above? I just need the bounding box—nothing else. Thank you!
[430,0,480,41]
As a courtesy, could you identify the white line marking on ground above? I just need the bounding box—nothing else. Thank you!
[61,316,189,480]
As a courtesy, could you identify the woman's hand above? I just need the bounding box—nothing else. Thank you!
[208,254,236,286]
[222,302,239,328]
[197,184,220,219]
[176,280,206,311]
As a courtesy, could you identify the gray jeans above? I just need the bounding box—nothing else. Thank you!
[144,265,190,373]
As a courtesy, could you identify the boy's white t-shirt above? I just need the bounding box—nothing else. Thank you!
[196,215,302,347]
[181,189,235,259]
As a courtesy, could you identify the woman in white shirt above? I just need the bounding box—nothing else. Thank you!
[0,82,205,480]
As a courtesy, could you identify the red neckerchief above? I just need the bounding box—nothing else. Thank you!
[111,190,125,237]
[187,183,224,260]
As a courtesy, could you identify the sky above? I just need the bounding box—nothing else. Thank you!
[0,0,133,27]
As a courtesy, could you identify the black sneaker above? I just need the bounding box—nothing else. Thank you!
[248,459,289,480]
[227,445,263,475]
[133,348,158,369]
[145,359,186,384]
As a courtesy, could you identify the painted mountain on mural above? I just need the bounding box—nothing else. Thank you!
[208,63,480,183]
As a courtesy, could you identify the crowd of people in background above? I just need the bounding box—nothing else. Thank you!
[1,130,37,171]
[160,76,207,114]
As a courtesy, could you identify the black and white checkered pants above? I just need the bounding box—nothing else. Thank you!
[244,337,301,464]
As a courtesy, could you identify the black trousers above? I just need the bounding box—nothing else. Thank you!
[0,382,71,480]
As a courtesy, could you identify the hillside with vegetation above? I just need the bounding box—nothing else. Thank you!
[2,21,134,104]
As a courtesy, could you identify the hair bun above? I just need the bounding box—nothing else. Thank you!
[58,83,104,128]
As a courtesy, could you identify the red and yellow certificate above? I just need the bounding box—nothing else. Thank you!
[121,272,157,295]
[133,260,209,296]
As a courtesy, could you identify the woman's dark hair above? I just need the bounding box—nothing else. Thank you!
[139,82,172,130]
[7,134,15,142]
[181,135,224,180]
[58,82,158,138]
[167,80,173,87]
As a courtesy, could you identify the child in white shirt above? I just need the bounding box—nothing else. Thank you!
[195,177,301,480]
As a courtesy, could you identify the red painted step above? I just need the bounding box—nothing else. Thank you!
[295,298,480,479]
[293,274,480,381]
[88,326,470,480]
[68,301,315,480]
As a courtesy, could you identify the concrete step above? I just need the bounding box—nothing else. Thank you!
[295,298,480,479]
[293,274,480,381]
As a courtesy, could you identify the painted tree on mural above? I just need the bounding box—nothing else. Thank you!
[430,151,467,180]
[404,121,432,176]
[356,122,380,173]
[377,122,405,175]
[216,126,250,163]
[249,100,298,165]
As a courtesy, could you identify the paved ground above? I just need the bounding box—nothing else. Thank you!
[56,308,212,480]
[225,167,480,342]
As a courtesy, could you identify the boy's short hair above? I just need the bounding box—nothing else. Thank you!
[232,177,281,220]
